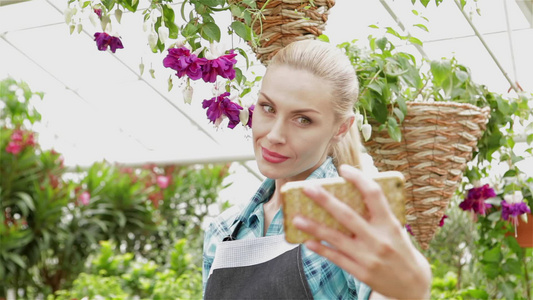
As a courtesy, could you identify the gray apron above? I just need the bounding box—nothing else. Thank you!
[204,221,313,300]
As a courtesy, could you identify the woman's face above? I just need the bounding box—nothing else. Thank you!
[252,65,346,182]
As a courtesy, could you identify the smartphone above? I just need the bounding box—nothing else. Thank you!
[280,171,406,244]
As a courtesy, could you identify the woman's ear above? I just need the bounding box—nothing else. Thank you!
[332,115,355,143]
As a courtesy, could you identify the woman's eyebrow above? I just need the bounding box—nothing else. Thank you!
[259,92,320,114]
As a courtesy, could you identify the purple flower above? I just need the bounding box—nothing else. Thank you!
[163,47,207,81]
[439,214,448,227]
[247,104,255,128]
[459,184,496,216]
[405,224,414,236]
[202,92,243,128]
[502,191,531,227]
[202,50,237,83]
[94,32,124,53]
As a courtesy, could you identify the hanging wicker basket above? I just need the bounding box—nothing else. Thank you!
[363,102,490,249]
[233,0,336,66]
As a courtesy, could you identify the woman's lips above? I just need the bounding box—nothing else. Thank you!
[262,147,289,163]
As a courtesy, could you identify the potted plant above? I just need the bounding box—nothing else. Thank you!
[339,35,532,249]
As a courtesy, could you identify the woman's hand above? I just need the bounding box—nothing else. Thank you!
[292,164,432,300]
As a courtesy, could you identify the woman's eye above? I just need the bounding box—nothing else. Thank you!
[296,117,311,125]
[262,104,275,114]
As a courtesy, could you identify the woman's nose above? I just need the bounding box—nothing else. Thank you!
[266,119,286,144]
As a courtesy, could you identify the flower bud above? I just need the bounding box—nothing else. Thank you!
[115,8,123,23]
[355,112,364,130]
[139,61,145,76]
[362,123,372,141]
[182,85,193,104]
[158,26,169,44]
[148,31,158,49]
[79,191,91,205]
[521,213,528,224]
[156,175,170,189]
[143,19,151,32]
[167,76,173,92]
[64,7,76,24]
[89,11,99,27]
[69,24,76,35]
[239,105,250,126]
[77,23,83,34]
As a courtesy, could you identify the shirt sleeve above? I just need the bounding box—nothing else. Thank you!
[343,269,372,300]
[202,229,214,291]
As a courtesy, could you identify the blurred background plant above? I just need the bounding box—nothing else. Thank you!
[0,77,230,299]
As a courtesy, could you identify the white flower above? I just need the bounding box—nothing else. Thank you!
[504,191,524,204]
[211,81,226,96]
[205,42,225,59]
[355,112,364,130]
[182,85,193,105]
[362,123,372,141]
[174,38,186,48]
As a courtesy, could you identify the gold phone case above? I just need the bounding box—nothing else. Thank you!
[280,171,406,244]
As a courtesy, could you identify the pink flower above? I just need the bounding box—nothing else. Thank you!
[202,92,243,128]
[163,47,207,81]
[6,141,23,154]
[201,50,237,83]
[459,184,496,216]
[79,191,91,205]
[94,32,124,53]
[94,8,102,18]
[156,175,170,189]
[5,129,35,155]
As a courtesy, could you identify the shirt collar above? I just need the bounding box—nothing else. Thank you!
[236,157,338,227]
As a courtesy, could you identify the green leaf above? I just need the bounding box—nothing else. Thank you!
[387,117,402,142]
[376,37,388,51]
[413,23,428,32]
[235,47,249,69]
[396,96,408,116]
[487,210,501,221]
[407,36,423,46]
[317,34,329,42]
[101,0,115,11]
[201,22,221,42]
[393,107,404,122]
[455,70,469,82]
[498,281,515,300]
[197,0,220,6]
[231,21,251,41]
[483,247,501,263]
[182,22,198,37]
[503,169,517,177]
[502,258,523,275]
[119,0,138,12]
[430,59,452,86]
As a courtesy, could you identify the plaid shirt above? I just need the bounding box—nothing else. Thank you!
[203,157,372,300]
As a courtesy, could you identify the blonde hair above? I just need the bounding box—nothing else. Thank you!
[267,40,363,169]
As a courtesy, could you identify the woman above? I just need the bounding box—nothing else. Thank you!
[202,40,432,299]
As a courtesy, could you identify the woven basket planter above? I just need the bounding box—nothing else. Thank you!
[363,102,490,249]
[232,0,335,65]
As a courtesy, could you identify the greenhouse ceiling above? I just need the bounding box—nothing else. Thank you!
[0,0,532,168]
